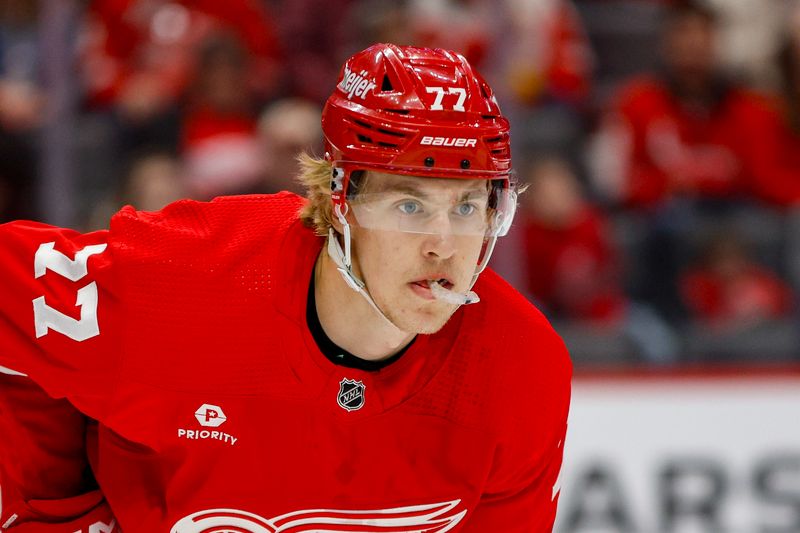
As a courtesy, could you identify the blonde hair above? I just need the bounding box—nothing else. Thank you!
[297,152,335,236]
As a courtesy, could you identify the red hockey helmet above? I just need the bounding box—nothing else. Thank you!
[322,43,513,212]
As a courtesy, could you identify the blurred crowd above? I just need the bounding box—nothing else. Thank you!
[2,0,800,367]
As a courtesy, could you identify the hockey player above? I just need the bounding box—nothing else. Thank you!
[0,43,571,532]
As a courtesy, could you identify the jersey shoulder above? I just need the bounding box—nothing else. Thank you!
[472,267,572,383]
[408,269,571,432]
[458,268,572,434]
[104,193,315,398]
[109,192,306,262]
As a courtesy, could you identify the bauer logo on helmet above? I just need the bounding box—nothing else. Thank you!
[419,136,478,148]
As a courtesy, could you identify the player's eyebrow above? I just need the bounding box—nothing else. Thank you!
[382,182,431,199]
[376,179,489,201]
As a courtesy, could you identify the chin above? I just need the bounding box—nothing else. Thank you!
[390,305,454,335]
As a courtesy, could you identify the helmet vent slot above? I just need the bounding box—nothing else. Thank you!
[485,133,511,158]
[377,128,405,138]
[384,109,410,115]
[357,134,373,143]
[381,75,394,92]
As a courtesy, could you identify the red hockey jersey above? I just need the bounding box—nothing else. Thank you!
[0,193,571,532]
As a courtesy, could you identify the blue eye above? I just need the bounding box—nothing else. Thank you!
[398,201,421,215]
[456,203,476,216]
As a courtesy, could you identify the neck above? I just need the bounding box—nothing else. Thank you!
[314,248,416,361]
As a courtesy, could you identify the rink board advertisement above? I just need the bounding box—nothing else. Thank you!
[554,372,800,533]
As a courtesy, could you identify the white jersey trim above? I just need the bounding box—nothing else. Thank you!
[0,365,26,377]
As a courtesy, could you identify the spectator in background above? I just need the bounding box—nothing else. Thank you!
[590,0,789,208]
[75,0,284,223]
[406,0,493,68]
[257,98,322,194]
[773,2,800,295]
[589,0,800,321]
[0,0,43,133]
[181,33,263,200]
[680,233,794,328]
[775,5,800,156]
[520,156,625,323]
[703,0,789,91]
[81,0,283,123]
[270,0,356,103]
[516,156,677,363]
[120,150,186,212]
[344,0,414,54]
[486,0,593,168]
[0,124,37,222]
[491,0,592,107]
[83,149,186,230]
[0,0,42,222]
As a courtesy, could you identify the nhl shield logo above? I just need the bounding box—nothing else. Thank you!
[337,378,366,412]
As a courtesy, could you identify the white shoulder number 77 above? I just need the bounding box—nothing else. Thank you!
[32,241,107,342]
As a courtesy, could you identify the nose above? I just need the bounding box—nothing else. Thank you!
[419,211,458,259]
[421,231,457,260]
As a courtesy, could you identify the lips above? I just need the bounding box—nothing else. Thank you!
[409,277,454,300]
[411,278,454,290]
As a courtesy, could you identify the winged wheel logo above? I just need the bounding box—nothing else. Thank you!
[171,499,466,532]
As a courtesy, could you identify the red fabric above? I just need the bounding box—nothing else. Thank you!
[81,0,282,107]
[0,193,571,532]
[680,266,794,324]
[606,77,800,207]
[522,207,626,322]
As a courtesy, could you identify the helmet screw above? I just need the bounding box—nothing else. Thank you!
[424,157,435,167]
[331,167,345,191]
[460,159,471,169]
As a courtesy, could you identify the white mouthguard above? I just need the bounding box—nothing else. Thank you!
[429,280,480,305]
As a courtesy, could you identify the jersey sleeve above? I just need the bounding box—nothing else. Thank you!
[464,328,572,532]
[0,220,117,408]
[0,375,120,532]
[0,220,120,531]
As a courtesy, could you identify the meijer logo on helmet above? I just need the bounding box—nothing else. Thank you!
[338,65,376,101]
[420,136,477,147]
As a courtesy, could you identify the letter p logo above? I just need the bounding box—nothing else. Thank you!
[195,403,227,428]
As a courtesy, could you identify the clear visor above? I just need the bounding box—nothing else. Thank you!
[347,185,517,237]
